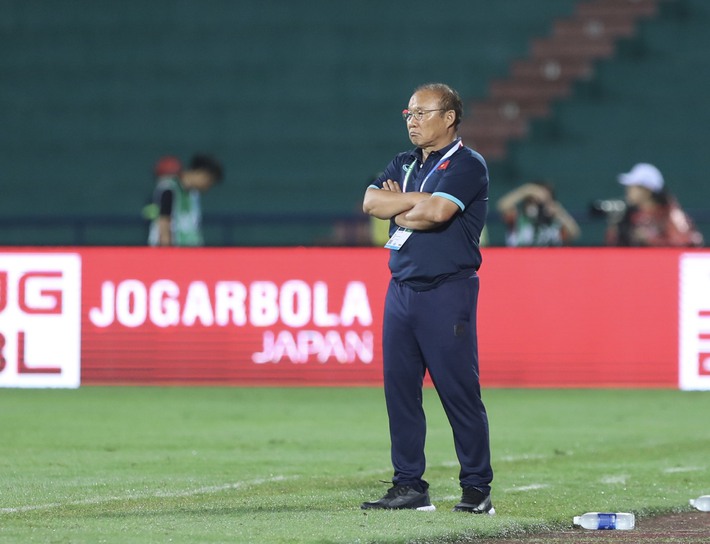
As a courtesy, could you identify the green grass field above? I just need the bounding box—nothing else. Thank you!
[1,387,708,543]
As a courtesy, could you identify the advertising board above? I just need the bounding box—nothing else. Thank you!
[1,247,706,389]
[679,253,710,390]
[0,253,81,388]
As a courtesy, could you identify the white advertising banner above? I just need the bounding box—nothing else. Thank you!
[679,253,710,390]
[0,253,81,388]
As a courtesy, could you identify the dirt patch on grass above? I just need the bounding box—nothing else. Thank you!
[491,512,709,543]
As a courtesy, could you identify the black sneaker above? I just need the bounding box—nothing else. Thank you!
[361,483,436,511]
[453,486,495,514]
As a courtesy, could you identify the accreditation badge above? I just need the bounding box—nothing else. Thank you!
[384,227,413,250]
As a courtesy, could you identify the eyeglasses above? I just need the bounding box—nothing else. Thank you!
[402,108,446,122]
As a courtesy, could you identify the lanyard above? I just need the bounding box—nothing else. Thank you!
[402,140,462,193]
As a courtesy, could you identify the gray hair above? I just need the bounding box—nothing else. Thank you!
[414,83,463,128]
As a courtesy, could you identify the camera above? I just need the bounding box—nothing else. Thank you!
[589,199,626,218]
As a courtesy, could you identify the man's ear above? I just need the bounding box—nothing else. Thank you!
[445,110,456,129]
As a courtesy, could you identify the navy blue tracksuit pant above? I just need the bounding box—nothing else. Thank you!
[382,274,493,492]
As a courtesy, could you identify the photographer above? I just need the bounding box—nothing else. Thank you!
[497,181,580,247]
[604,163,703,247]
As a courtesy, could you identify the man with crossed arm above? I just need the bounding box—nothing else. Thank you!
[361,83,494,514]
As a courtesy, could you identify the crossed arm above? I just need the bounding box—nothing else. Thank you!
[362,180,460,231]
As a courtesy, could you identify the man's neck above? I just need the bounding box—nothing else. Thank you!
[420,136,457,163]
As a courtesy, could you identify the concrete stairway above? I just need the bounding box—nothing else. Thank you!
[459,0,664,161]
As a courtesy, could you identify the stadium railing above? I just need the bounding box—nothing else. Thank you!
[0,209,708,247]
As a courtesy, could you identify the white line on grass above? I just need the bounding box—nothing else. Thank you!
[0,475,298,515]
[359,461,461,478]
[601,475,628,484]
[662,466,704,473]
[437,495,459,501]
[498,453,549,463]
[503,484,550,492]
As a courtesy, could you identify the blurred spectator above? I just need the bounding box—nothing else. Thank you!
[604,163,703,247]
[497,181,580,247]
[153,155,182,180]
[147,154,224,247]
[141,155,183,225]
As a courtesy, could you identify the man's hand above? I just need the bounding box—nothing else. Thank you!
[363,185,428,220]
[394,195,460,231]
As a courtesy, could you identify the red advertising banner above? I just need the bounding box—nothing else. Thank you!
[1,246,708,389]
[477,248,680,388]
[80,247,388,386]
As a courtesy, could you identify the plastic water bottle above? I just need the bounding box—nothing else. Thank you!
[689,495,710,512]
[573,512,635,530]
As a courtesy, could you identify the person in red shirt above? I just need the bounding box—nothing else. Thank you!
[606,163,703,247]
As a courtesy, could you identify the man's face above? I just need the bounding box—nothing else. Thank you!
[405,90,451,149]
[183,170,216,193]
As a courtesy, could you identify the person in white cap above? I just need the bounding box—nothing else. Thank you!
[606,163,703,247]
